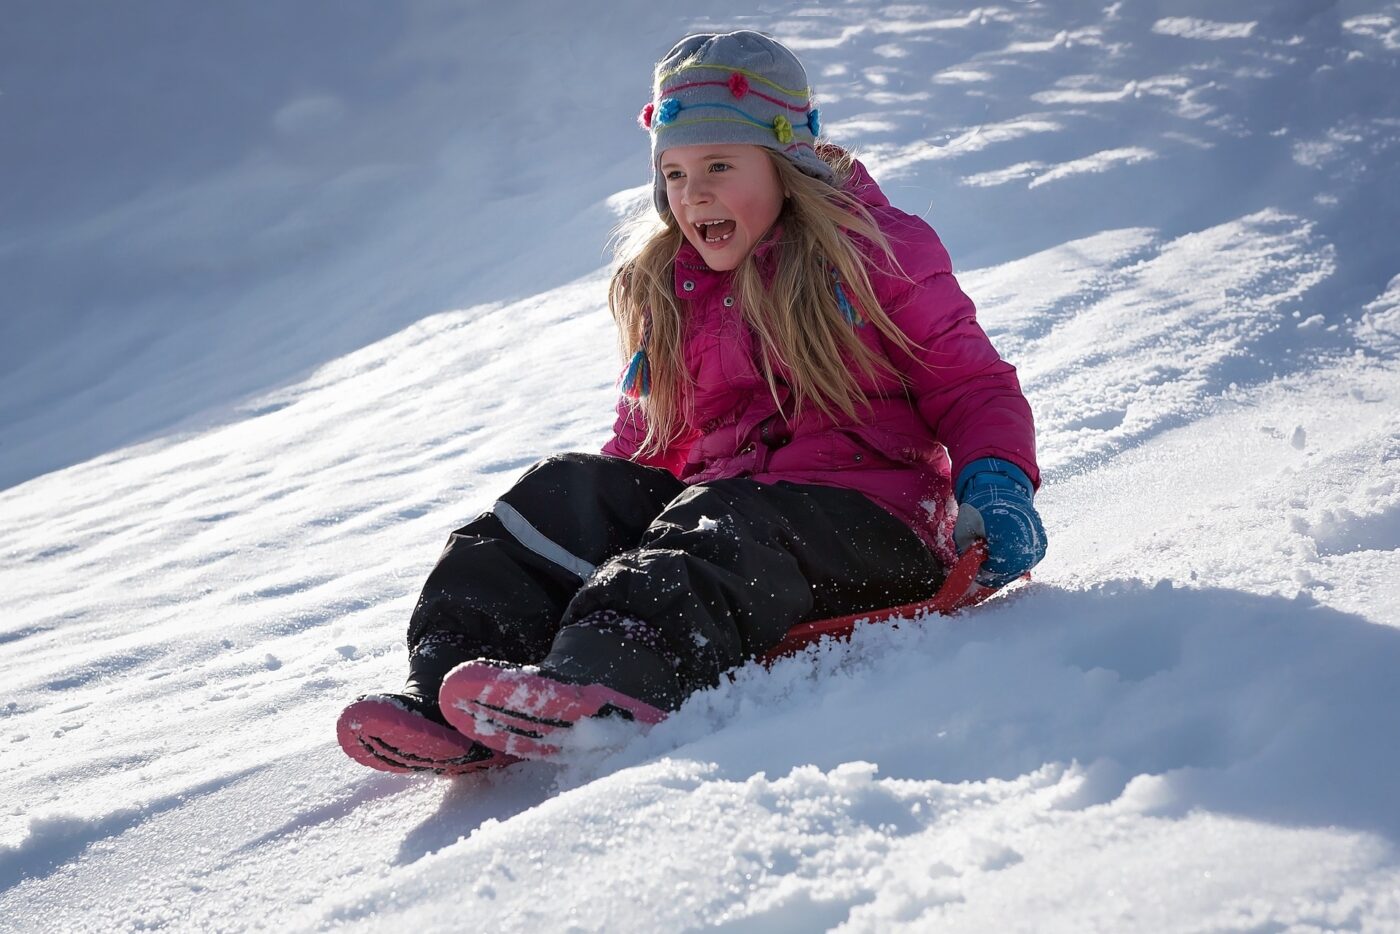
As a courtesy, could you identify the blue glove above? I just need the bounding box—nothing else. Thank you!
[954,458,1047,588]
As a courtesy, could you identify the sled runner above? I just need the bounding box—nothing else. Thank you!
[758,539,995,665]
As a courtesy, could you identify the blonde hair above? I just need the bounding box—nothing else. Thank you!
[608,146,916,458]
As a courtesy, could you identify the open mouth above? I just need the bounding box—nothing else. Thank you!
[693,218,737,243]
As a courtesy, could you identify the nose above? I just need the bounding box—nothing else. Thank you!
[681,175,712,206]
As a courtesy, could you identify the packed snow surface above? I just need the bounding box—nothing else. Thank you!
[3,1,1400,931]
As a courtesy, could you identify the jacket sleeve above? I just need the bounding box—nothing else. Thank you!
[879,271,1041,490]
[601,395,699,478]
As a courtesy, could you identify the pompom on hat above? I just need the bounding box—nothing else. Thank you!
[641,30,834,216]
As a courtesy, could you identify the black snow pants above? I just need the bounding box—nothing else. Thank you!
[406,452,945,693]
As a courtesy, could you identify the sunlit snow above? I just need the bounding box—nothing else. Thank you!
[3,1,1399,931]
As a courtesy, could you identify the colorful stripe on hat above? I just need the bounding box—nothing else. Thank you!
[658,61,809,97]
[643,61,818,146]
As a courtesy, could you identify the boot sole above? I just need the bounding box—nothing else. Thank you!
[439,661,669,760]
[336,694,519,776]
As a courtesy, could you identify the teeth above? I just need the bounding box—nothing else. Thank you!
[693,219,733,243]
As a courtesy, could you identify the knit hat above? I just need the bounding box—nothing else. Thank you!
[639,30,834,216]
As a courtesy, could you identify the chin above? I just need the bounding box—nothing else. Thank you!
[687,235,746,272]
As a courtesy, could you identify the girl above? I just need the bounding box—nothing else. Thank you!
[338,30,1045,775]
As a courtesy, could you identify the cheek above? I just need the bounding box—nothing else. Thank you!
[742,184,784,231]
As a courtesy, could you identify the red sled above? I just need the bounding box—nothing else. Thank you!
[758,540,999,667]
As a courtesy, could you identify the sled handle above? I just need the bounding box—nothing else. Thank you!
[928,538,991,614]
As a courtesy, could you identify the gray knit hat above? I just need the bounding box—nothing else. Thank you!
[640,30,835,216]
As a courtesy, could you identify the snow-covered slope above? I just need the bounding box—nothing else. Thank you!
[3,2,1399,930]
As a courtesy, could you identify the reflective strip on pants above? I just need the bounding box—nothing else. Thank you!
[491,500,597,580]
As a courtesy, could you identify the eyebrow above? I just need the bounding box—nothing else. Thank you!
[659,153,738,169]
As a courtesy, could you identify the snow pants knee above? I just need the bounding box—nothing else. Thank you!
[406,452,944,693]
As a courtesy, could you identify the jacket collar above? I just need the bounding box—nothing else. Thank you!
[673,222,787,297]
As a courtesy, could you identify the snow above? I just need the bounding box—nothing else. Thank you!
[3,1,1400,930]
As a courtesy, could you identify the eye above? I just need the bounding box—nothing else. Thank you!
[708,162,732,173]
[664,169,684,181]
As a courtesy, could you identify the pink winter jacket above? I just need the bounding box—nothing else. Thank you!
[602,158,1038,565]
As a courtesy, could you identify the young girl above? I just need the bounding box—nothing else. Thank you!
[338,30,1045,775]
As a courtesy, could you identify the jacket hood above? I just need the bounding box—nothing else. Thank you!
[834,150,891,211]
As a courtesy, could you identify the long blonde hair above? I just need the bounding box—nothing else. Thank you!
[608,146,916,458]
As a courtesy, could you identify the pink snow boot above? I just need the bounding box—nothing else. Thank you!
[439,621,684,760]
[338,632,520,775]
[337,692,520,775]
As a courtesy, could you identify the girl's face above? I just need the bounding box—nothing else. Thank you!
[661,144,786,272]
